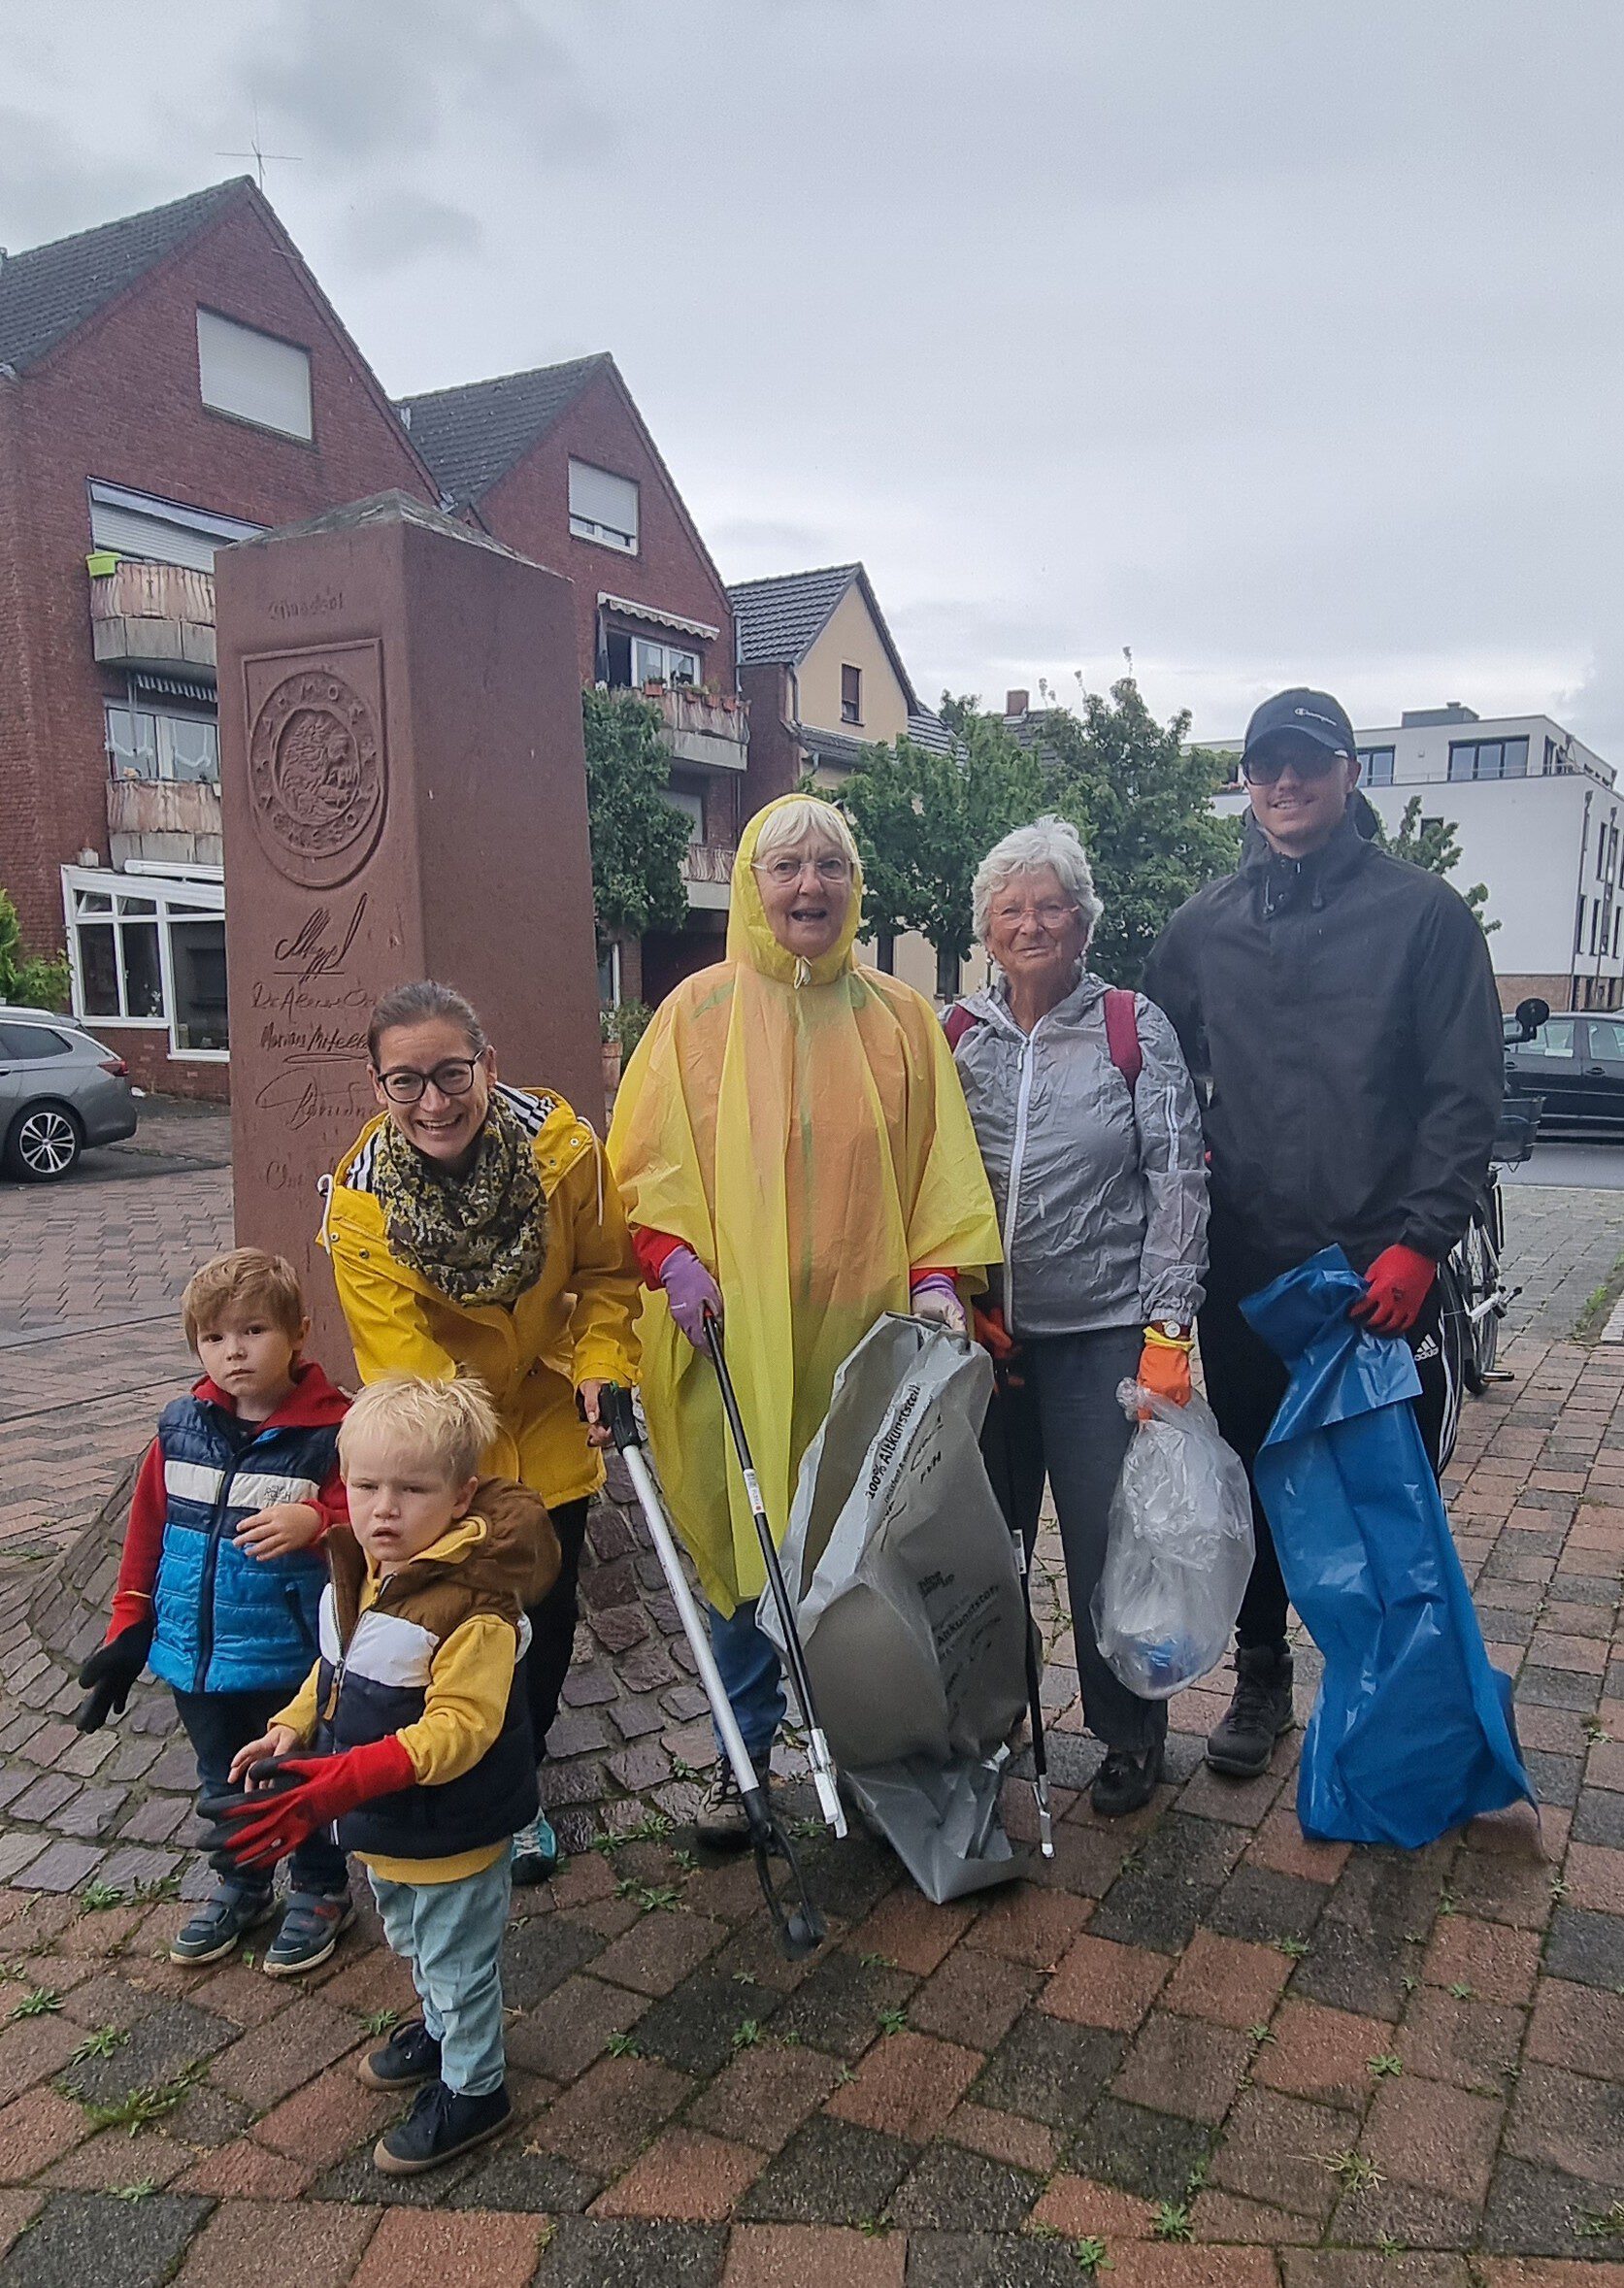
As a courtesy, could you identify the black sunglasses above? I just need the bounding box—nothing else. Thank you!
[1242,743,1350,786]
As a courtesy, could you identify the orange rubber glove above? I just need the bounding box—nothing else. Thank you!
[1136,1331,1193,1411]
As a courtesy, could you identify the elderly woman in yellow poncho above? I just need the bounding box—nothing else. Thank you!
[608,794,1001,1842]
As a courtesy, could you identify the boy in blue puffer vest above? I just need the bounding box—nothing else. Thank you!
[76,1248,352,1975]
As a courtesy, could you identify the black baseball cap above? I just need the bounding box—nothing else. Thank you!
[1243,687,1356,767]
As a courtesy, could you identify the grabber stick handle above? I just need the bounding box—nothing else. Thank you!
[616,1442,764,1807]
[994,1361,1054,1858]
[703,1311,846,1838]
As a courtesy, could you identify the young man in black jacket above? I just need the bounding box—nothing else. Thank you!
[1143,687,1505,1778]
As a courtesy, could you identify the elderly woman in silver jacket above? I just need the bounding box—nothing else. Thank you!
[950,815,1209,1816]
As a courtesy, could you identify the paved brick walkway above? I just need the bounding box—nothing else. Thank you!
[0,1129,1621,2282]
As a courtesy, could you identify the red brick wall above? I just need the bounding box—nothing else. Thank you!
[477,369,737,694]
[739,662,804,816]
[91,1025,229,1103]
[0,189,436,949]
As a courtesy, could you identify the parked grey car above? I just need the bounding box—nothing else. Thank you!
[0,1008,139,1180]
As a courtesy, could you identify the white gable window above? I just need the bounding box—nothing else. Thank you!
[569,459,638,553]
[196,309,313,442]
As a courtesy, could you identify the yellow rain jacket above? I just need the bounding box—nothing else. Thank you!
[322,1089,639,1509]
[608,797,1002,1615]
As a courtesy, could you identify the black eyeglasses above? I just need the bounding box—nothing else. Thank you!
[1242,744,1349,786]
[375,1058,481,1105]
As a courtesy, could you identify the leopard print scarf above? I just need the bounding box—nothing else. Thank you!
[371,1090,547,1310]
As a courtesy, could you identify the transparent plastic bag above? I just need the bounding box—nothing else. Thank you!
[1091,1383,1255,1700]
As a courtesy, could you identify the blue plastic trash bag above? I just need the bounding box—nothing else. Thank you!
[1242,1246,1533,1848]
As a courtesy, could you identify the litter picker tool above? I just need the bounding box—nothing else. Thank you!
[992,1356,1054,1858]
[599,1384,825,1960]
[703,1309,846,1839]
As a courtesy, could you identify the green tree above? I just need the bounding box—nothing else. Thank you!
[580,687,690,953]
[1006,675,1241,986]
[0,890,70,1011]
[837,724,1048,975]
[1375,794,1498,933]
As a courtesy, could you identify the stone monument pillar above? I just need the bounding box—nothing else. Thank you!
[215,491,601,1374]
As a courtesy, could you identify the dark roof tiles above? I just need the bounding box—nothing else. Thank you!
[0,179,248,372]
[727,563,862,666]
[395,355,610,504]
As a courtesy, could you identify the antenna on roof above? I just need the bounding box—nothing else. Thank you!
[218,100,302,193]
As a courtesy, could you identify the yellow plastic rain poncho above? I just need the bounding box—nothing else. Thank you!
[608,796,1003,1616]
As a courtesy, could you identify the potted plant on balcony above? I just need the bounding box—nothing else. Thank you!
[600,999,653,1104]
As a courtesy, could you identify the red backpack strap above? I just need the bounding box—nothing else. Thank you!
[943,1002,979,1050]
[1103,987,1142,1099]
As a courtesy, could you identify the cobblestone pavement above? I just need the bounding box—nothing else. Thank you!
[0,1127,1620,2281]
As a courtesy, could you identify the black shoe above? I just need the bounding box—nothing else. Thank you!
[373,2076,513,2174]
[694,1766,758,1848]
[357,2019,443,2091]
[1206,1644,1295,1777]
[1090,1739,1165,1818]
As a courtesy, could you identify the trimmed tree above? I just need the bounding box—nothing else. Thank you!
[0,890,70,1012]
[1375,794,1498,933]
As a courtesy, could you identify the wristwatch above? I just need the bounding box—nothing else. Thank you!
[1151,1319,1188,1341]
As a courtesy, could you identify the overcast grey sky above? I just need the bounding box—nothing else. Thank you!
[5,1,1620,749]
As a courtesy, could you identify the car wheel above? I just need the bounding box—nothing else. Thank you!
[4,1101,83,1182]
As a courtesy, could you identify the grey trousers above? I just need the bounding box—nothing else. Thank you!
[980,1323,1167,1757]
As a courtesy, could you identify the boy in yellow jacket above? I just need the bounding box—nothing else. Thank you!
[220,1375,558,2175]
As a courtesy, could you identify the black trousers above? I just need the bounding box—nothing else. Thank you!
[522,1495,590,1762]
[1199,1263,1453,1652]
[981,1325,1166,1755]
[173,1686,348,1895]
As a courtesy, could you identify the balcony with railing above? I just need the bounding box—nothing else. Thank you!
[88,559,217,678]
[654,686,749,773]
[680,840,737,911]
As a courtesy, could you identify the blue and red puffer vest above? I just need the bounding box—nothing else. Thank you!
[147,1364,347,1698]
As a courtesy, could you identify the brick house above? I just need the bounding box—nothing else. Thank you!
[0,179,438,1098]
[397,356,758,1009]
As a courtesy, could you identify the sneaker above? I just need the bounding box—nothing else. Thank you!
[1090,1739,1165,1818]
[357,2019,443,2091]
[511,1812,561,1887]
[1206,1644,1296,1777]
[262,1889,355,1977]
[693,1765,758,1848]
[373,2076,513,2175]
[169,1881,277,1965]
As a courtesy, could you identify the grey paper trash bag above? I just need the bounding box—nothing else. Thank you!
[759,1314,1031,1902]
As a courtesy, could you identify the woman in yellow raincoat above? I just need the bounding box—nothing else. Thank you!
[323,978,639,1882]
[609,795,1001,1841]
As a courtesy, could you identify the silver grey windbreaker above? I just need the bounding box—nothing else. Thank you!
[952,973,1209,1339]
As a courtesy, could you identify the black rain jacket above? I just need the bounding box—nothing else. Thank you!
[1141,795,1504,1290]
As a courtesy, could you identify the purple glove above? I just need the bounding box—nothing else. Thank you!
[911,1272,966,1335]
[662,1244,723,1348]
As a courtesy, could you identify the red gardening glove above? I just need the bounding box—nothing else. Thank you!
[212,1737,414,1872]
[974,1304,1018,1363]
[1350,1244,1437,1337]
[1136,1338,1192,1410]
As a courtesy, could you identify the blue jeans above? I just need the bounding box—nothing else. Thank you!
[172,1687,348,1897]
[369,1855,512,2097]
[708,1598,786,1770]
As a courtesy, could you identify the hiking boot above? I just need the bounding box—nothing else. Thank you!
[1206,1644,1295,1777]
[1090,1739,1165,1818]
[694,1765,759,1848]
[169,1881,276,1965]
[357,2019,443,2092]
[263,1890,355,1977]
[511,1812,561,1887]
[373,2077,513,2174]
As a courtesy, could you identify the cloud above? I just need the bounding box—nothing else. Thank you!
[339,190,482,271]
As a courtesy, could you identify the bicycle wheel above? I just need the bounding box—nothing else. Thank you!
[1458,1210,1500,1393]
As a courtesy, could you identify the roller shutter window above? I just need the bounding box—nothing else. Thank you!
[196,308,314,442]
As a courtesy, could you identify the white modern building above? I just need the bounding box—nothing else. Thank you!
[1210,707,1622,1013]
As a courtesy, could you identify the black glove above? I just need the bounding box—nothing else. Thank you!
[76,1616,155,1734]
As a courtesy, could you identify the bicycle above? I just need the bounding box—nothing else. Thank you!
[1438,998,1548,1442]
